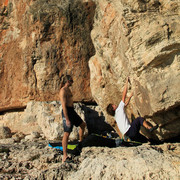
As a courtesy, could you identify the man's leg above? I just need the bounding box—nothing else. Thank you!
[143,120,152,129]
[125,117,147,142]
[130,117,153,131]
[143,120,159,132]
[62,132,70,163]
[125,117,142,139]
[79,121,86,142]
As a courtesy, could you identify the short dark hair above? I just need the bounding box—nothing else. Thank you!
[106,104,115,116]
[60,74,73,88]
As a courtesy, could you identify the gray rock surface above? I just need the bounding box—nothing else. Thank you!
[0,135,179,180]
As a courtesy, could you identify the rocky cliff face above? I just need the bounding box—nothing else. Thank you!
[0,0,95,111]
[89,0,180,140]
[0,0,180,140]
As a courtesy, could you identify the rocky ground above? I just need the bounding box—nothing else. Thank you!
[0,133,179,180]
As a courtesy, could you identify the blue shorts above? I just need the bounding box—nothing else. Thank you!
[62,106,83,133]
[63,119,73,133]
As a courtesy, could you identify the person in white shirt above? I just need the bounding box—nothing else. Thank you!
[106,77,158,142]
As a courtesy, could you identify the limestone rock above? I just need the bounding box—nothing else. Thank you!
[0,126,11,139]
[0,138,179,180]
[89,0,180,140]
[0,0,95,112]
[0,100,110,140]
[69,144,180,180]
[12,132,25,143]
[0,0,179,141]
[25,131,41,141]
[0,138,14,144]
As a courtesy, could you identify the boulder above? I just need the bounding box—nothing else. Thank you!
[89,0,180,140]
[0,101,111,140]
[0,126,11,139]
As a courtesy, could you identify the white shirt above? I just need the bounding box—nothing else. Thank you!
[114,101,131,135]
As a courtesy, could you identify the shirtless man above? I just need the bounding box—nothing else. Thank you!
[59,75,86,163]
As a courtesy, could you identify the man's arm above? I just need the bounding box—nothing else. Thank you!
[60,88,71,127]
[125,92,133,107]
[122,77,129,103]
